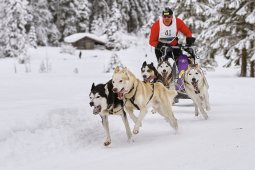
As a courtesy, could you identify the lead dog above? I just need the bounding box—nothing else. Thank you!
[184,64,211,119]
[89,80,132,146]
[112,66,178,134]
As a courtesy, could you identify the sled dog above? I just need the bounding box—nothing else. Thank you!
[112,66,178,134]
[184,64,211,119]
[157,59,175,90]
[89,80,132,146]
[141,61,163,83]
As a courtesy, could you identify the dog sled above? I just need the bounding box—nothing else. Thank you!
[157,37,200,102]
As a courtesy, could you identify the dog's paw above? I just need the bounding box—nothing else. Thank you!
[104,140,111,146]
[151,109,156,114]
[127,138,135,143]
[203,114,208,120]
[174,97,179,104]
[206,106,211,111]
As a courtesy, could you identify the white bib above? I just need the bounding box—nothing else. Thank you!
[158,16,177,42]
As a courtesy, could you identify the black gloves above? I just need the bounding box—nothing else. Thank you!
[156,42,166,50]
[186,37,196,46]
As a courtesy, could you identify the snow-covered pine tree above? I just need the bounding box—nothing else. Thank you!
[62,2,78,37]
[2,0,31,61]
[61,0,92,37]
[105,0,122,50]
[141,0,164,37]
[198,0,255,77]
[105,53,124,73]
[117,0,130,32]
[29,0,60,46]
[73,0,91,33]
[125,0,141,32]
[49,0,76,40]
[90,0,110,35]
[27,24,37,48]
[0,0,5,58]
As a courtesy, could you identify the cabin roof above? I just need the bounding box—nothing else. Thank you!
[64,33,106,44]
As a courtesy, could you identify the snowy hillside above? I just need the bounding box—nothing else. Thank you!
[0,39,255,170]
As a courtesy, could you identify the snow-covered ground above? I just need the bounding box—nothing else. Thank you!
[0,39,255,170]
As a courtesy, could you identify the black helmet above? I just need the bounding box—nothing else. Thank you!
[162,7,173,17]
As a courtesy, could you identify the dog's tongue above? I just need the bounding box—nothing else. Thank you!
[147,76,155,82]
[117,92,124,100]
[191,81,198,87]
[191,81,200,94]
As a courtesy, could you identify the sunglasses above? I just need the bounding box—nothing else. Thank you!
[163,15,173,18]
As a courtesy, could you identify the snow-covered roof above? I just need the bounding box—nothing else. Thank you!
[64,33,106,44]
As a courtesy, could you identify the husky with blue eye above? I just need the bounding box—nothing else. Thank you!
[184,64,211,120]
[89,80,132,146]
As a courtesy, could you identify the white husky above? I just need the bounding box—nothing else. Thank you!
[184,64,211,119]
[112,66,178,134]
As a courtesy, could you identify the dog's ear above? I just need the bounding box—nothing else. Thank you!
[142,61,147,67]
[122,67,130,80]
[124,73,130,81]
[91,83,95,90]
[158,57,163,63]
[150,62,154,67]
[114,66,120,73]
[104,84,109,96]
[187,64,191,70]
[122,67,128,73]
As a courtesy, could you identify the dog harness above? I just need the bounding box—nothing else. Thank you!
[128,83,140,110]
[107,101,126,114]
[184,80,200,94]
[128,82,155,110]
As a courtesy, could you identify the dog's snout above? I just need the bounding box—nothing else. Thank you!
[112,88,118,93]
[143,75,147,78]
[192,78,196,82]
[163,69,166,73]
[89,102,94,107]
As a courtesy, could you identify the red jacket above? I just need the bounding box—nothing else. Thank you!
[149,17,192,47]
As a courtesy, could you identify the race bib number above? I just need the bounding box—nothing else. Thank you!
[165,30,172,36]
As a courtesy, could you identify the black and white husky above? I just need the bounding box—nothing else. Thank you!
[89,80,132,146]
[141,61,163,83]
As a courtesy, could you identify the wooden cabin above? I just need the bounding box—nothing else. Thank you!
[64,33,106,49]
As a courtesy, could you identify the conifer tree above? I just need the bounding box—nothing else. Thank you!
[2,0,31,60]
[73,0,91,33]
[0,0,5,57]
[30,0,60,46]
[106,0,122,50]
[199,0,255,76]
[90,0,110,35]
[27,24,37,48]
